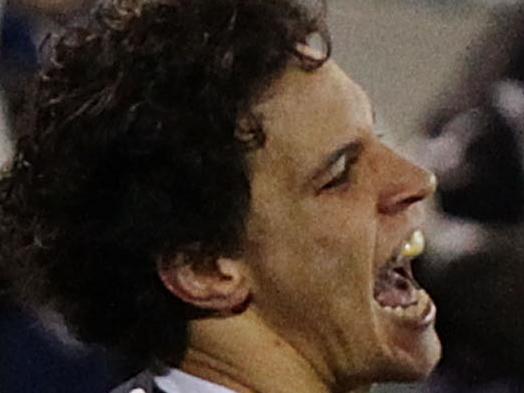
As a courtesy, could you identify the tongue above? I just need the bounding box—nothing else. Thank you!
[374,269,418,308]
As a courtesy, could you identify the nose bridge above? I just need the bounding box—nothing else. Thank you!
[375,145,437,215]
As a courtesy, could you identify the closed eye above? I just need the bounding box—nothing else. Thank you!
[321,154,350,190]
[318,141,364,192]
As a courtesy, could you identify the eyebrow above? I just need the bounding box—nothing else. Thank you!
[310,139,364,183]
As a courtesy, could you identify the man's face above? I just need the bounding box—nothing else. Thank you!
[243,60,441,386]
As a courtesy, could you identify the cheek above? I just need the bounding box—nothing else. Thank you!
[248,197,378,314]
[303,195,378,273]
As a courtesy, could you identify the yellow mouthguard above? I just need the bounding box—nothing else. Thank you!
[400,230,425,258]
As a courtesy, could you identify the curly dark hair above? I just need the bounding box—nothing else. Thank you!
[0,0,330,367]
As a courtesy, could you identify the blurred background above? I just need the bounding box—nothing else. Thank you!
[1,1,523,392]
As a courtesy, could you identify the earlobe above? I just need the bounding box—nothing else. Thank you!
[157,255,251,315]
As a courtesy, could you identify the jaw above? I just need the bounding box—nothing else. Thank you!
[369,298,441,382]
[335,288,440,386]
[183,309,336,393]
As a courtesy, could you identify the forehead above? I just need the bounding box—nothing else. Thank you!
[250,60,373,181]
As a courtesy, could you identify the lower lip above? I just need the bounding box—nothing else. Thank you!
[375,296,437,330]
[415,301,437,329]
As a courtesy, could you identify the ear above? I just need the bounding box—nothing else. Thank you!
[157,255,251,315]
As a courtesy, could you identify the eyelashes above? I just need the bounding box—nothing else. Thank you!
[320,154,351,191]
[315,139,364,194]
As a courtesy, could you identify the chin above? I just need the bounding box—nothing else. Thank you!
[391,331,440,381]
[336,302,441,390]
[372,312,442,384]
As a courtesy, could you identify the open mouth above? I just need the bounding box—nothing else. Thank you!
[373,230,436,328]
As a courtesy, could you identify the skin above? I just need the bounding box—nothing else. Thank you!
[160,59,441,393]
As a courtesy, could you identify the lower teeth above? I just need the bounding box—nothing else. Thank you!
[378,289,430,320]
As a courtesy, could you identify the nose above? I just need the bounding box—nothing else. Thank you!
[377,147,437,215]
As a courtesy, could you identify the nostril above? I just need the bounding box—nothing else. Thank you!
[402,194,426,206]
[376,148,437,215]
[378,191,427,215]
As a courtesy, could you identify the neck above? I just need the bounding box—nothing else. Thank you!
[174,309,371,393]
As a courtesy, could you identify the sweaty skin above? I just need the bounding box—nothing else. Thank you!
[166,59,441,393]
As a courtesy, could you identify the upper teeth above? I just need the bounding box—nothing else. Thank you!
[400,230,425,258]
